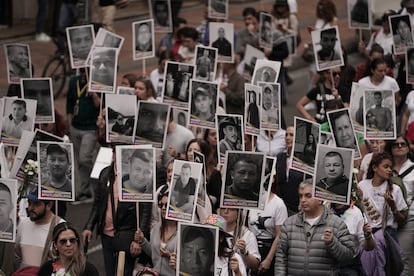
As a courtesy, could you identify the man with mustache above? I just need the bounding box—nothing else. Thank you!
[219,117,241,155]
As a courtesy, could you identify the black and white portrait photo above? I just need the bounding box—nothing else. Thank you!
[162,61,195,109]
[21,78,55,123]
[134,101,170,149]
[195,45,217,82]
[66,24,94,68]
[193,151,207,208]
[166,160,202,222]
[38,141,75,201]
[311,26,344,71]
[241,45,265,82]
[348,0,371,29]
[189,80,218,129]
[363,89,396,139]
[313,144,353,205]
[406,47,414,83]
[94,27,124,49]
[251,59,281,85]
[390,14,414,55]
[0,179,17,242]
[172,108,188,127]
[177,223,217,276]
[291,117,320,175]
[349,82,365,133]
[116,145,155,202]
[208,0,228,20]
[1,97,36,145]
[216,114,244,164]
[210,22,234,63]
[133,19,155,60]
[149,0,172,33]
[89,47,118,93]
[221,151,265,209]
[244,83,261,136]
[4,43,32,84]
[260,12,273,50]
[258,82,280,131]
[105,94,136,144]
[12,129,63,182]
[327,108,361,159]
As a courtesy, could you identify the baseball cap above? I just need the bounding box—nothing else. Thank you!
[193,87,210,98]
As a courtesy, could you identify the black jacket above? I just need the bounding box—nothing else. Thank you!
[83,164,152,239]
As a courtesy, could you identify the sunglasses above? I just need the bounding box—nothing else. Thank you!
[392,142,407,148]
[58,237,78,245]
[158,202,168,209]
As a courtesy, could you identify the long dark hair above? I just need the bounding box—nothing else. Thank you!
[366,152,393,192]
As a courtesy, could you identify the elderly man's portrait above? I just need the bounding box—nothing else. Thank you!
[216,114,244,163]
[208,0,227,19]
[258,82,280,130]
[38,142,74,201]
[311,26,344,71]
[105,94,136,144]
[178,224,216,276]
[21,78,54,123]
[195,46,217,82]
[133,19,155,60]
[150,0,172,32]
[67,25,94,68]
[252,59,281,85]
[1,98,35,144]
[407,47,414,83]
[167,160,203,222]
[348,0,370,29]
[117,146,155,201]
[134,101,170,149]
[244,84,261,136]
[5,44,31,83]
[313,144,353,204]
[327,108,361,159]
[260,12,273,49]
[189,80,218,129]
[390,14,414,55]
[363,89,396,139]
[0,180,17,242]
[291,117,320,175]
[222,151,264,208]
[210,22,234,62]
[89,47,117,93]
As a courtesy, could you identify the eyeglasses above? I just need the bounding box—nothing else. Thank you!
[158,202,167,209]
[392,142,408,148]
[58,237,78,245]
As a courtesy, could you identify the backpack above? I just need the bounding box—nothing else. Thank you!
[389,165,414,226]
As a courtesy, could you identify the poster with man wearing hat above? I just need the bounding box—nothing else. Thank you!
[189,80,218,129]
[216,114,244,164]
[38,141,75,201]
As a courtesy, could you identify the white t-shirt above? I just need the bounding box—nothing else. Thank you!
[366,28,394,56]
[338,205,365,246]
[358,179,407,229]
[405,91,414,127]
[228,226,261,262]
[248,195,287,239]
[216,253,247,276]
[358,75,400,94]
[16,217,64,267]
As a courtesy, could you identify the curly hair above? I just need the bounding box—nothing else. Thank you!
[366,152,393,192]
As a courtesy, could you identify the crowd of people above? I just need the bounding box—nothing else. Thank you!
[2,0,414,275]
